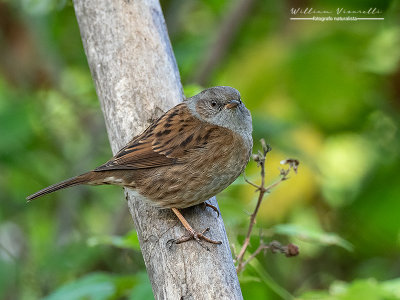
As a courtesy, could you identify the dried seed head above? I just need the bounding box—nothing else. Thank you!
[252,154,261,162]
[280,158,300,174]
[285,243,299,257]
[260,138,272,155]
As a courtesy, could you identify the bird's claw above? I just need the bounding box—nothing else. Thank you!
[202,202,220,217]
[167,227,222,251]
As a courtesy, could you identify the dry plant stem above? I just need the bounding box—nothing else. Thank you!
[236,140,295,274]
[241,244,271,269]
[236,172,288,273]
[236,162,266,267]
[239,241,299,272]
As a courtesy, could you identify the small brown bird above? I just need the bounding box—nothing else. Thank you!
[27,86,253,246]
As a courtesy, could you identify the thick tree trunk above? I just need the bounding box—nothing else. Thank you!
[73,1,243,299]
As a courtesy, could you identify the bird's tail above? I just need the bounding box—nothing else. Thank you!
[26,172,94,201]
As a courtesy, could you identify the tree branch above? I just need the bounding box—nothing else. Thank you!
[73,1,242,299]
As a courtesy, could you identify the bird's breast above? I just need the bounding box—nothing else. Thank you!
[136,127,252,208]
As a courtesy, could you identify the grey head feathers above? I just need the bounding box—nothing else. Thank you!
[186,86,253,138]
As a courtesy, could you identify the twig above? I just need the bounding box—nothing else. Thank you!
[244,176,259,189]
[240,241,299,271]
[235,139,299,274]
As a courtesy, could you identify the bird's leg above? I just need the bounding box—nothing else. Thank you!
[169,208,222,249]
[202,202,220,217]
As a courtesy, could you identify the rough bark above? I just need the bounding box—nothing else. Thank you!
[73,1,243,299]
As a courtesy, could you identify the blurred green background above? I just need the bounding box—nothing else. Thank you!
[1,0,400,299]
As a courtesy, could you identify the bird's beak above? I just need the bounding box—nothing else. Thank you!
[224,100,240,110]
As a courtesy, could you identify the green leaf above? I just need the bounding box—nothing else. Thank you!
[87,230,141,251]
[300,278,400,300]
[237,275,262,283]
[43,273,115,300]
[43,272,143,300]
[299,290,332,300]
[129,272,154,300]
[362,27,400,75]
[382,278,400,298]
[246,259,294,300]
[342,279,389,300]
[273,224,353,251]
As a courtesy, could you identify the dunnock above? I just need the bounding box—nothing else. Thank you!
[27,86,253,246]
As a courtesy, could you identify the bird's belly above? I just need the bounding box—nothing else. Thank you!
[136,141,250,208]
[141,169,241,209]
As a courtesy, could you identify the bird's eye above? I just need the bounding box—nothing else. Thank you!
[211,100,217,107]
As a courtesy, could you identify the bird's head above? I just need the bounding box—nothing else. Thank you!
[187,86,252,136]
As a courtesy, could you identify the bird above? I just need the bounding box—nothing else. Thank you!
[27,86,253,246]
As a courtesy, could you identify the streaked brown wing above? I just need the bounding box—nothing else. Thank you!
[94,103,215,171]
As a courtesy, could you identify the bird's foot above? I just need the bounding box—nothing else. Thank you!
[168,208,222,250]
[167,227,222,251]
